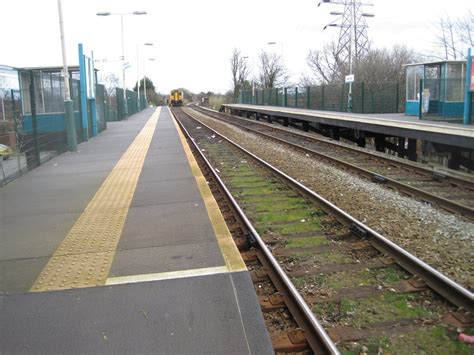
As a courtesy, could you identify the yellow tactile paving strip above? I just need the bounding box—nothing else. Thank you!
[172,108,247,273]
[30,109,160,292]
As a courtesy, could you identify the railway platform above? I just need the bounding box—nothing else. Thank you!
[0,107,273,354]
[223,104,474,150]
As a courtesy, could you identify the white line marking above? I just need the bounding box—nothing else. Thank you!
[105,265,229,286]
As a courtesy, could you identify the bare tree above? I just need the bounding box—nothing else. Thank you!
[256,51,287,89]
[306,43,415,87]
[230,49,249,103]
[307,41,345,85]
[102,73,120,104]
[432,11,474,60]
[456,11,474,48]
[355,45,415,90]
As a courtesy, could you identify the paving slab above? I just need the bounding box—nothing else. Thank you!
[0,272,272,354]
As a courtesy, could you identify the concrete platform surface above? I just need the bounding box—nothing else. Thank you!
[0,107,273,354]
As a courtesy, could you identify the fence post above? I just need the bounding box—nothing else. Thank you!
[307,87,311,109]
[29,72,40,168]
[361,82,365,114]
[284,87,287,107]
[322,85,325,110]
[340,83,344,111]
[295,87,298,108]
[418,79,423,119]
[395,82,399,113]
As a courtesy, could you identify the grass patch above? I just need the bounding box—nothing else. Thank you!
[263,219,322,235]
[236,185,282,196]
[321,267,407,290]
[242,198,307,212]
[314,293,432,327]
[286,236,329,248]
[255,209,315,223]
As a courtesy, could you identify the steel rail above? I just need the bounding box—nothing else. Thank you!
[195,105,474,189]
[179,108,474,314]
[172,109,340,355]
[192,106,474,220]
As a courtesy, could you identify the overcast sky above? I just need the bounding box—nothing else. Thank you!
[0,0,472,94]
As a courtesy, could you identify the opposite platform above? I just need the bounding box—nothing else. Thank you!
[0,107,273,354]
[223,103,474,149]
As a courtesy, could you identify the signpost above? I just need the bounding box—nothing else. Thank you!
[345,74,354,83]
[345,74,354,112]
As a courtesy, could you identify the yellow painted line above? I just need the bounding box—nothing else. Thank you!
[30,108,161,292]
[171,107,247,272]
[105,266,229,286]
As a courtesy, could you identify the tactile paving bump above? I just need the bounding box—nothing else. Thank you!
[30,113,159,292]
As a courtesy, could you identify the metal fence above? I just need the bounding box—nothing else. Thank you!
[1,65,148,186]
[112,88,145,121]
[240,81,403,114]
[1,69,81,185]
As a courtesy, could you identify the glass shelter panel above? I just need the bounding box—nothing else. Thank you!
[424,65,439,100]
[445,63,465,102]
[406,65,424,101]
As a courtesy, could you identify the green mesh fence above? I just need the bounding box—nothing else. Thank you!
[95,84,107,132]
[240,81,403,114]
[114,88,143,121]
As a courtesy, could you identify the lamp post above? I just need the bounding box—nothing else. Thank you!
[97,10,147,118]
[137,42,153,110]
[57,0,77,151]
[143,58,155,105]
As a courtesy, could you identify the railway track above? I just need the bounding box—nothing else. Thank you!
[191,105,474,220]
[171,107,473,354]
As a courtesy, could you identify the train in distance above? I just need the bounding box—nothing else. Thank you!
[169,89,184,107]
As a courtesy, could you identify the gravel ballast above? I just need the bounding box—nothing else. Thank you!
[187,109,474,291]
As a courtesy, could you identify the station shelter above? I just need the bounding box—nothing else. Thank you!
[405,60,466,118]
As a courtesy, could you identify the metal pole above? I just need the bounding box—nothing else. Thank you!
[347,2,354,113]
[57,0,77,151]
[121,14,128,118]
[418,79,423,119]
[1,96,5,121]
[143,59,147,104]
[136,43,140,110]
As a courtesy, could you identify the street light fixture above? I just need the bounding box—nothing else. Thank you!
[96,10,147,118]
[137,42,153,109]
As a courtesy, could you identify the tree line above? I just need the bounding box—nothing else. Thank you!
[229,11,473,102]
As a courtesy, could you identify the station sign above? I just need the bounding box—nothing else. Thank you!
[345,74,355,83]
